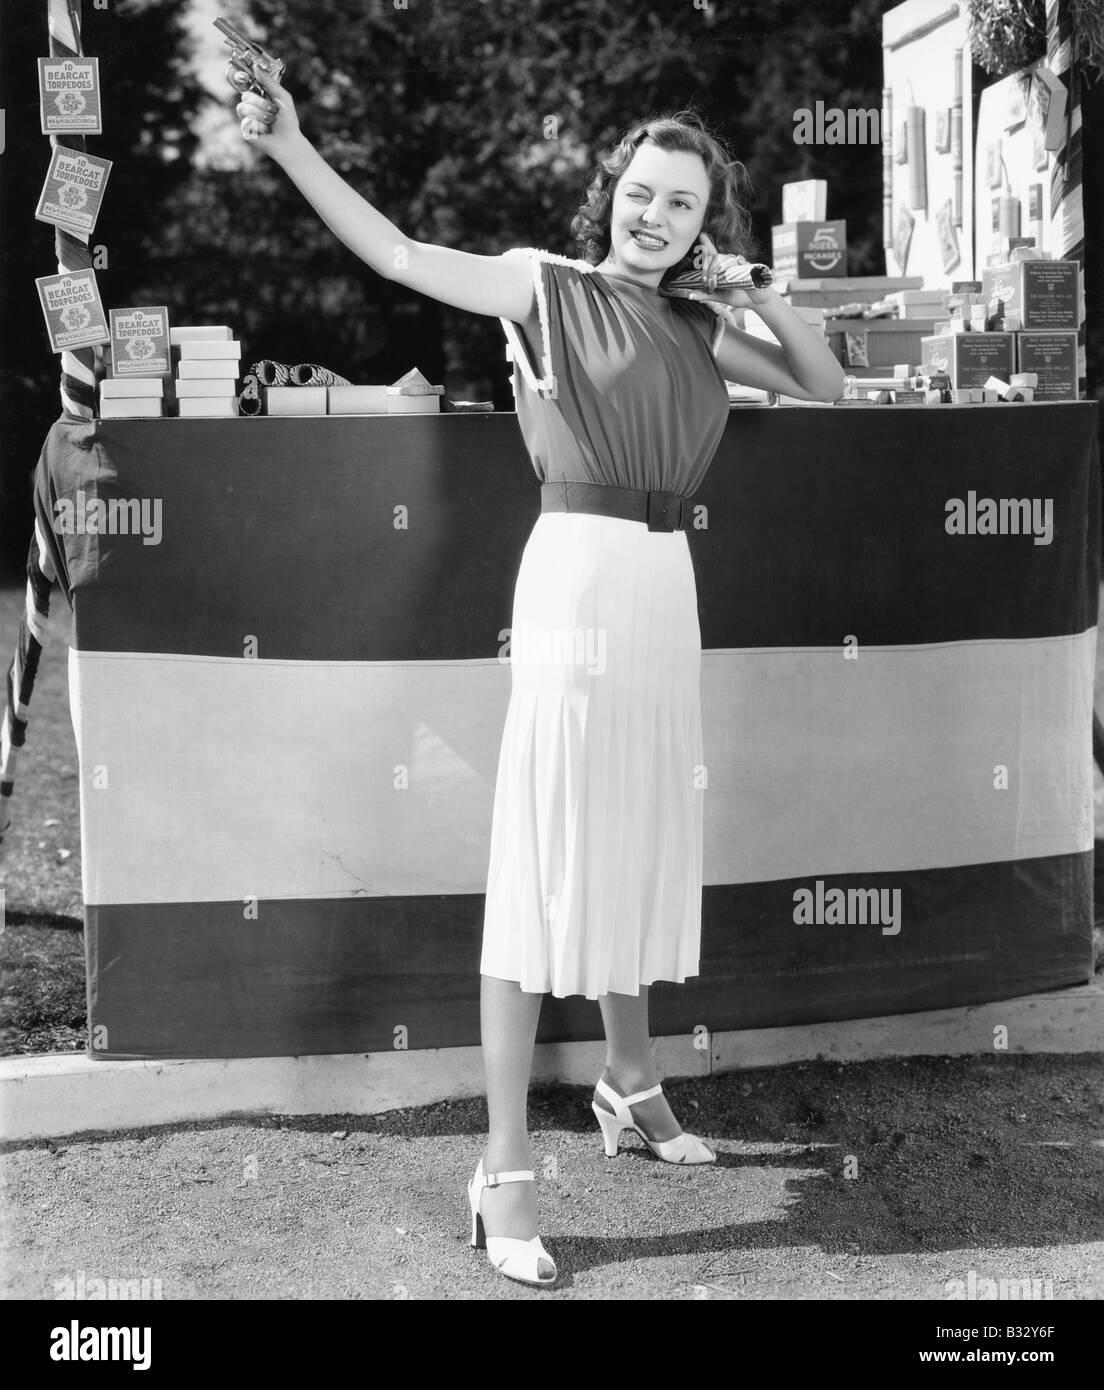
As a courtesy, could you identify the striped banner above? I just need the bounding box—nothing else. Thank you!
[29,406,1101,1059]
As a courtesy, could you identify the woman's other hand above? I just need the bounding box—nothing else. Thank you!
[685,231,774,310]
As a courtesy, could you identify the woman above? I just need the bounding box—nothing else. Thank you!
[237,70,844,1289]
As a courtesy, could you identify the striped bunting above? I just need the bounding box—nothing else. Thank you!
[27,406,1102,1058]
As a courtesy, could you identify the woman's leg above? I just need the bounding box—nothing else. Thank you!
[478,973,545,1238]
[596,985,683,1142]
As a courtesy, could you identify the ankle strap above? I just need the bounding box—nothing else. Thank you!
[596,1076,664,1108]
[484,1168,534,1188]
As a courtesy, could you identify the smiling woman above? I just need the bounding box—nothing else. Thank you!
[231,78,845,1289]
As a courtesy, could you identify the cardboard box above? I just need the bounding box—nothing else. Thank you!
[99,398,163,419]
[782,179,827,223]
[265,386,326,416]
[175,378,238,398]
[771,221,847,281]
[782,275,922,310]
[1016,331,1078,401]
[827,318,941,374]
[177,340,242,360]
[921,332,1014,389]
[328,385,389,414]
[169,326,233,344]
[980,260,1079,330]
[386,393,440,415]
[177,398,238,418]
[100,377,163,399]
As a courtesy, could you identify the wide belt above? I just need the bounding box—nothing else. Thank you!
[540,480,689,531]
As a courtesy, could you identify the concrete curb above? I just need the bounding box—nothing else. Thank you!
[2,981,1101,1143]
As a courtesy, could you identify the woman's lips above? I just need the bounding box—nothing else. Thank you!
[630,230,667,250]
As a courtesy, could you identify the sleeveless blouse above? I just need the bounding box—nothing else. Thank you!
[498,248,731,498]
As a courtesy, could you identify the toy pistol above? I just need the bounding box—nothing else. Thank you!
[214,15,285,97]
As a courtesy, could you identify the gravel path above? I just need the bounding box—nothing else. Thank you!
[3,1056,1101,1300]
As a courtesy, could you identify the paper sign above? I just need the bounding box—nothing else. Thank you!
[38,57,102,134]
[36,269,110,352]
[109,306,172,377]
[35,148,112,235]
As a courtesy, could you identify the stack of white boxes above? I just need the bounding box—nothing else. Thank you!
[99,375,165,418]
[172,326,240,417]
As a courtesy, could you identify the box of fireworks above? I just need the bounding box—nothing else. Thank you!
[921,332,1014,388]
[100,377,163,399]
[177,358,239,379]
[386,393,441,415]
[265,386,327,416]
[826,318,940,374]
[169,325,233,344]
[111,307,174,378]
[175,378,239,398]
[1015,331,1078,401]
[781,179,827,223]
[178,398,238,418]
[771,221,847,281]
[99,397,163,419]
[980,260,1079,330]
[176,339,242,360]
[328,385,389,414]
[783,275,922,310]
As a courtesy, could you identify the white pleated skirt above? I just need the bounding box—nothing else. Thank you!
[480,510,705,999]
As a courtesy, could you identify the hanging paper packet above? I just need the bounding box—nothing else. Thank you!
[36,269,110,353]
[36,148,112,237]
[38,55,102,134]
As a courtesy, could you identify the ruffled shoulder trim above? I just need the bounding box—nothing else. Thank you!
[499,248,595,397]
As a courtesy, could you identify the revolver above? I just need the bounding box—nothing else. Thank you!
[214,15,285,97]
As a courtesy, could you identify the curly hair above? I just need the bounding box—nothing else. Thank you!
[569,108,756,286]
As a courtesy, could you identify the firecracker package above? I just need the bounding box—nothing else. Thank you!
[37,55,102,134]
[921,331,1014,389]
[35,149,112,237]
[980,260,1079,331]
[1015,331,1079,401]
[771,221,848,280]
[36,269,110,352]
[109,307,171,378]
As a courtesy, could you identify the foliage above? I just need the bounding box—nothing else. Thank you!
[965,0,1048,76]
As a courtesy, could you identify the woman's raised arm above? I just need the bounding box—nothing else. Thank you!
[239,67,535,323]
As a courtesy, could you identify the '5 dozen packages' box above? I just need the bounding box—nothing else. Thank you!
[771,221,847,281]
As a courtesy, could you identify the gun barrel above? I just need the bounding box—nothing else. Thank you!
[214,17,260,53]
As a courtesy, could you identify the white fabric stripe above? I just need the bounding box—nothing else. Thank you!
[70,633,1095,906]
[0,709,13,769]
[34,515,57,584]
[499,247,595,396]
[25,580,49,645]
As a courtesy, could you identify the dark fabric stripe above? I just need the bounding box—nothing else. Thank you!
[36,405,1100,660]
[83,853,1092,1059]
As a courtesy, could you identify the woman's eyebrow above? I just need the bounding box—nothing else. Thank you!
[623,181,701,201]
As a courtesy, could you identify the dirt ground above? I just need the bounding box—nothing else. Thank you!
[2,1054,1100,1300]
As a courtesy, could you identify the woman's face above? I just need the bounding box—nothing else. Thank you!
[605,143,711,285]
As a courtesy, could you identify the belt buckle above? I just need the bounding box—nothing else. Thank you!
[646,490,682,532]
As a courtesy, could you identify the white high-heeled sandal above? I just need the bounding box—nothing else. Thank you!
[592,1076,717,1164]
[468,1157,558,1286]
